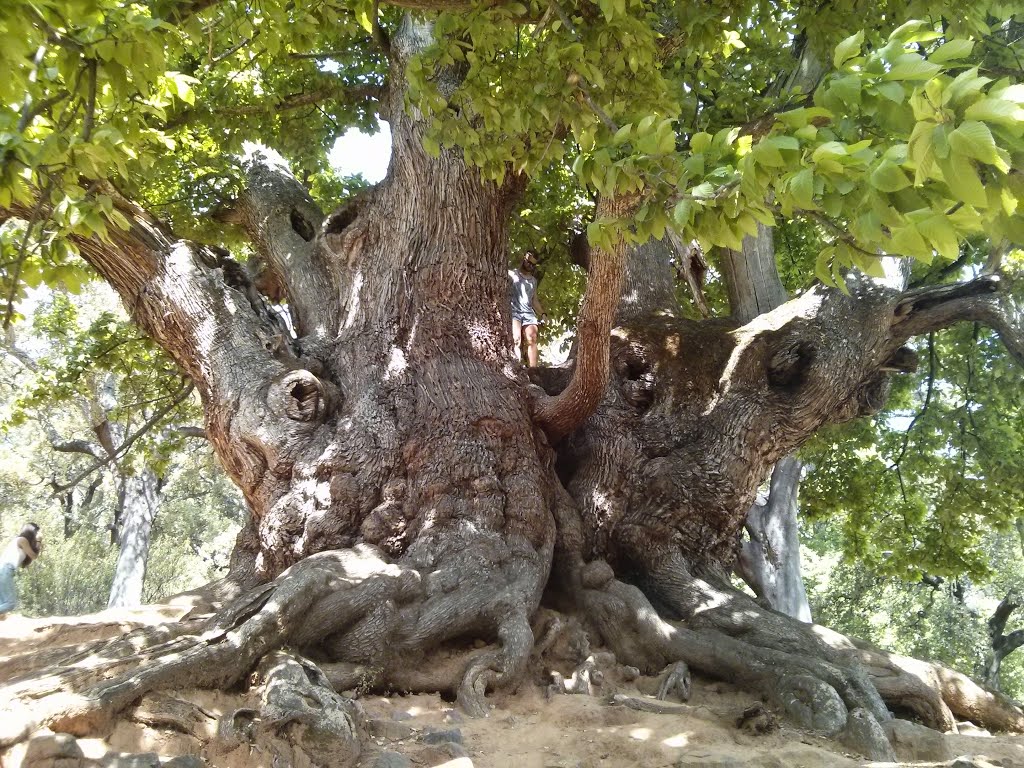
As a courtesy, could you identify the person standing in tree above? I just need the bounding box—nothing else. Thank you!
[509,251,545,367]
[0,523,42,616]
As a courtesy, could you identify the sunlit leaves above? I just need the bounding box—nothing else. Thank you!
[0,0,1021,301]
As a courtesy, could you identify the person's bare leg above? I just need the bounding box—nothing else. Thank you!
[524,323,539,367]
[511,317,523,362]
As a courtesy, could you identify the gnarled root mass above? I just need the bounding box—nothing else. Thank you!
[0,541,540,757]
[560,556,1024,752]
[3,548,1023,766]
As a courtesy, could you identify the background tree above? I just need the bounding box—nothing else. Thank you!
[0,0,1022,763]
[0,285,244,613]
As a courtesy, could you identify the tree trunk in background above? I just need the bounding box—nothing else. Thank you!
[107,469,160,608]
[722,224,812,622]
[737,456,812,622]
[985,592,1024,691]
[720,224,789,322]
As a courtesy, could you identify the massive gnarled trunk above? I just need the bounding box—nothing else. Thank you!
[548,232,1022,750]
[3,11,1024,765]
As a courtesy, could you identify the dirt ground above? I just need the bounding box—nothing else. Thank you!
[2,610,1024,768]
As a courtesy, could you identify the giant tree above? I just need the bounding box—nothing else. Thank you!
[1,0,1023,762]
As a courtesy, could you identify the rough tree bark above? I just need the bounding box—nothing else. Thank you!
[3,10,1024,766]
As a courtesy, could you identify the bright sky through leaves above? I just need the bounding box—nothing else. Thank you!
[329,123,393,183]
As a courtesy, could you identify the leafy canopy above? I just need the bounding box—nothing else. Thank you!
[0,0,1021,309]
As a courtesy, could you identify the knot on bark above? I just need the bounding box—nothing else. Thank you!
[269,370,335,423]
[322,198,365,258]
[613,342,654,411]
[880,346,919,373]
[855,374,891,416]
[580,560,614,589]
[766,340,816,391]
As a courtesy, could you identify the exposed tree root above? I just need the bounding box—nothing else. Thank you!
[563,563,897,760]
[0,537,549,759]
[854,643,1024,733]
[609,693,693,715]
[243,651,363,767]
[0,548,399,747]
[5,537,1020,768]
[645,554,1024,735]
[657,661,692,702]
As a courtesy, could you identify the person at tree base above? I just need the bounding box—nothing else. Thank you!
[0,523,42,616]
[508,251,545,367]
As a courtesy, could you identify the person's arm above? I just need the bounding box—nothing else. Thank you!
[532,287,545,319]
[16,537,37,562]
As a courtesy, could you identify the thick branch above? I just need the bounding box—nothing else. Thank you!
[51,439,102,458]
[616,237,681,323]
[1002,629,1024,655]
[892,275,1024,367]
[989,592,1022,639]
[534,196,629,440]
[1,192,299,511]
[234,149,337,342]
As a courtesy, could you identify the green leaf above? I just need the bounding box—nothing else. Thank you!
[612,123,632,147]
[690,132,712,153]
[869,160,912,192]
[949,121,1008,171]
[790,168,815,209]
[422,135,441,158]
[938,155,987,208]
[815,246,837,286]
[890,222,932,260]
[833,31,864,68]
[928,39,974,64]
[874,82,906,103]
[752,140,785,167]
[689,182,715,199]
[354,0,375,33]
[920,213,959,261]
[673,199,693,226]
[889,20,941,44]
[964,98,1024,131]
[883,56,942,81]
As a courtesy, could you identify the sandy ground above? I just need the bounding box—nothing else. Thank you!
[2,611,1024,768]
